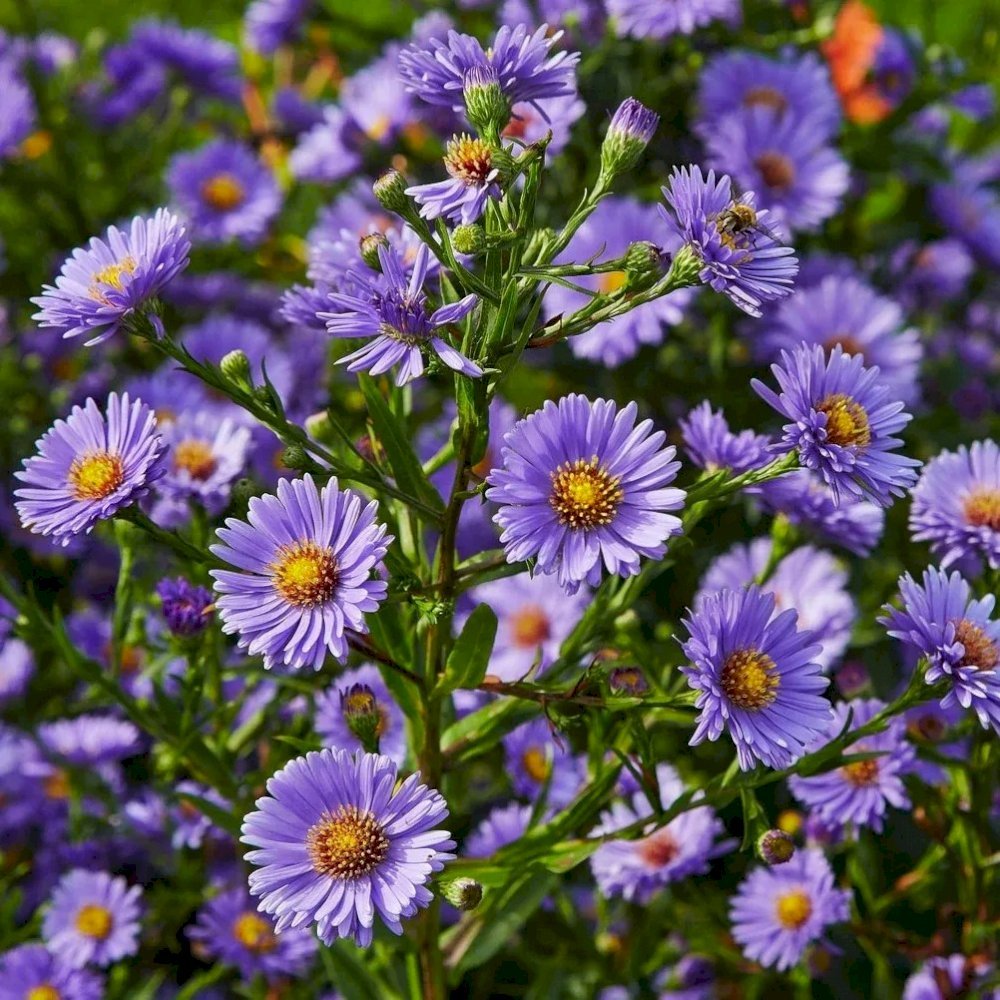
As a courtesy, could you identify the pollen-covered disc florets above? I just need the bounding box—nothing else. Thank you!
[307,806,390,879]
[549,457,624,529]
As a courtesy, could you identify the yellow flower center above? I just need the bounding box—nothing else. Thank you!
[963,488,1000,531]
[75,904,113,939]
[953,618,999,672]
[27,986,62,1000]
[306,806,390,879]
[232,911,278,953]
[511,605,551,647]
[366,114,392,141]
[89,256,137,301]
[841,757,880,786]
[444,134,494,186]
[549,457,624,530]
[522,747,550,784]
[68,451,124,501]
[200,172,246,211]
[44,769,71,800]
[271,541,339,607]
[754,151,796,192]
[598,270,628,294]
[638,829,679,868]
[720,648,779,711]
[816,393,872,449]
[743,86,789,114]
[173,438,217,480]
[775,889,813,929]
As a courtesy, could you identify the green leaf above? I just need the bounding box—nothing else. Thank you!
[317,939,401,1000]
[358,376,445,516]
[441,694,536,764]
[436,603,497,696]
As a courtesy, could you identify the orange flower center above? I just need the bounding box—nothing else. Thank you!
[511,605,551,647]
[44,769,71,800]
[68,451,124,501]
[232,911,278,953]
[816,393,872,449]
[306,806,390,879]
[271,541,339,607]
[743,86,789,113]
[720,648,779,710]
[522,747,550,784]
[200,172,245,211]
[75,904,113,939]
[598,271,628,294]
[841,757,880,786]
[550,457,624,530]
[638,829,679,868]
[963,489,1000,531]
[89,257,137,301]
[953,618,999,671]
[173,438,217,480]
[444,134,494,186]
[754,151,796,192]
[775,889,813,929]
[822,333,865,358]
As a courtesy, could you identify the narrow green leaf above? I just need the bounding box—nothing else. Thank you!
[436,603,498,696]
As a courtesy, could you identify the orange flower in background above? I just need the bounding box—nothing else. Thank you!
[822,0,892,124]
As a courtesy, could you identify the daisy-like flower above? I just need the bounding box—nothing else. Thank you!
[0,61,35,159]
[31,209,190,344]
[167,139,281,247]
[172,780,228,850]
[909,440,1000,571]
[315,663,407,765]
[321,243,482,386]
[679,401,771,474]
[131,19,242,101]
[752,343,921,507]
[14,393,168,546]
[608,0,740,39]
[680,585,832,771]
[730,848,851,971]
[38,714,142,766]
[902,955,997,1000]
[590,763,731,902]
[243,0,311,54]
[465,572,590,682]
[157,577,214,637]
[503,717,586,809]
[880,567,1000,734]
[406,133,502,224]
[789,699,917,831]
[660,165,798,318]
[465,802,534,857]
[0,943,103,1000]
[486,394,686,593]
[41,869,143,968]
[398,23,579,119]
[189,885,317,982]
[241,748,455,947]
[210,475,392,671]
[757,274,922,405]
[697,539,856,670]
[0,638,32,707]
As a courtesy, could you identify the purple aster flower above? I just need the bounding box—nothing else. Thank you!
[289,107,361,184]
[881,567,1000,734]
[173,780,229,850]
[407,133,502,224]
[501,0,606,41]
[398,23,579,119]
[930,160,1000,271]
[753,469,885,557]
[189,885,316,982]
[655,954,716,1000]
[321,243,482,385]
[339,52,416,149]
[0,638,32,705]
[705,108,849,235]
[697,49,840,141]
[0,943,103,1000]
[38,715,141,766]
[904,700,967,786]
[501,90,585,155]
[890,239,974,308]
[608,0,740,39]
[752,343,921,507]
[85,40,165,127]
[211,475,391,671]
[465,802,533,857]
[909,441,1000,571]
[730,848,850,971]
[465,572,589,681]
[789,699,916,832]
[31,209,190,344]
[244,0,311,54]
[903,955,997,1000]
[680,585,832,771]
[757,274,922,405]
[679,401,771,474]
[272,86,326,134]
[132,20,242,101]
[42,869,143,968]
[0,61,34,159]
[590,763,731,902]
[698,540,856,670]
[315,663,407,765]
[168,140,281,247]
[502,717,585,808]
[544,197,698,367]
[660,165,797,318]
[152,410,253,521]
[165,271,283,323]
[157,577,214,636]
[486,395,686,593]
[242,748,455,946]
[14,393,168,546]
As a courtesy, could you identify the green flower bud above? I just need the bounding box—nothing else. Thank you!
[757,828,795,865]
[609,665,649,697]
[340,683,382,754]
[280,444,310,471]
[220,349,253,391]
[462,67,510,140]
[440,877,484,911]
[600,97,660,178]
[452,224,486,256]
[304,411,333,443]
[360,232,389,271]
[669,244,704,289]
[623,241,664,288]
[231,477,259,507]
[373,169,409,214]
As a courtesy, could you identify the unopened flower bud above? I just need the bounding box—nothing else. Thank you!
[668,243,704,288]
[624,240,664,287]
[231,477,258,506]
[373,169,409,214]
[601,97,659,177]
[360,232,389,270]
[280,444,310,471]
[220,349,253,390]
[463,65,510,140]
[440,877,483,911]
[452,223,486,256]
[609,665,648,697]
[340,683,381,753]
[757,828,795,865]
[304,411,333,443]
